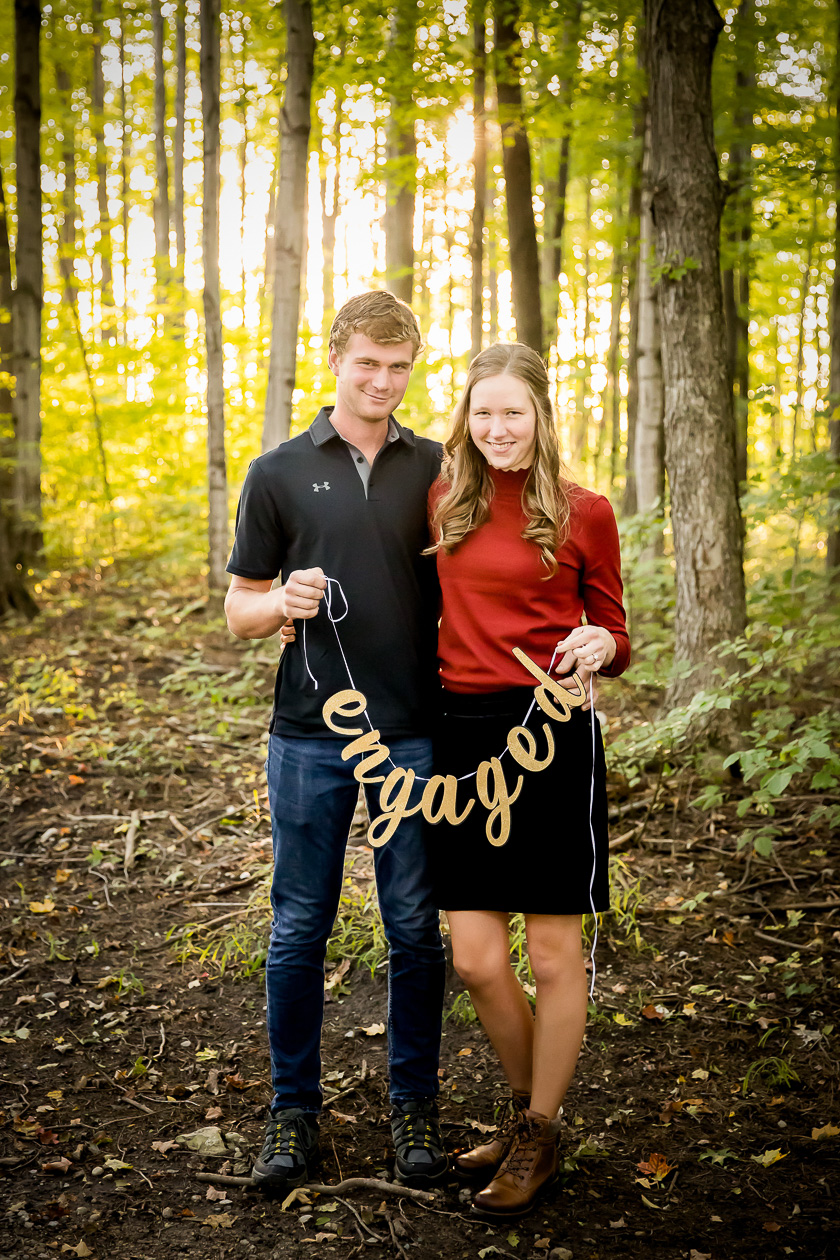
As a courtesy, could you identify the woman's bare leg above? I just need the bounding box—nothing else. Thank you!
[447,909,534,1094]
[524,913,588,1118]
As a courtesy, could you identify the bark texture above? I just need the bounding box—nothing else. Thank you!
[828,0,840,577]
[541,0,582,351]
[494,0,542,354]
[645,0,746,709]
[623,89,646,516]
[384,0,419,304]
[174,1,187,274]
[200,0,227,592]
[56,66,77,307]
[470,5,486,361]
[635,112,664,515]
[0,162,37,617]
[263,0,314,451]
[13,0,42,565]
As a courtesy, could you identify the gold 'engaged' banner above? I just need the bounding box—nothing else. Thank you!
[321,649,588,848]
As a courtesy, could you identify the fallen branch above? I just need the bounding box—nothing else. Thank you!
[194,1171,435,1202]
[0,964,29,986]
[123,810,141,876]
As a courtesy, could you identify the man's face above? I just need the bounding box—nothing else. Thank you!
[328,332,415,424]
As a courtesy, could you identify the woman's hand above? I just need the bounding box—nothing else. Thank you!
[553,626,616,712]
[279,617,297,646]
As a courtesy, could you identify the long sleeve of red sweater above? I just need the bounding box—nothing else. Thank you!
[432,468,631,693]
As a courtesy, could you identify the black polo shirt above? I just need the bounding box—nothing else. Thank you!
[227,407,443,739]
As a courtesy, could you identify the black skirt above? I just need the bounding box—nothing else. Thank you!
[426,686,610,914]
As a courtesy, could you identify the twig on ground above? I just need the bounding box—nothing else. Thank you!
[123,810,141,876]
[386,1211,409,1260]
[752,928,820,953]
[334,1196,384,1243]
[194,1172,436,1202]
[90,868,113,909]
[0,964,29,986]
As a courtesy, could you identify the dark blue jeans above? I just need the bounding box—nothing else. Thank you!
[265,733,445,1114]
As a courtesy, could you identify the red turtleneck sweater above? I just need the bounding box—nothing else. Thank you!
[432,467,631,693]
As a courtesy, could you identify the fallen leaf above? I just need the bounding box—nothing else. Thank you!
[67,775,85,787]
[103,1157,133,1172]
[457,1047,473,1056]
[202,1212,235,1229]
[175,1127,228,1157]
[506,1232,519,1247]
[467,1118,496,1134]
[41,1157,73,1175]
[613,1012,634,1026]
[60,1243,92,1258]
[763,1221,781,1232]
[637,1152,673,1181]
[281,1186,311,1211]
[641,1004,668,1021]
[751,1149,787,1167]
[329,1110,358,1124]
[151,1140,177,1155]
[360,1023,385,1037]
[689,1252,711,1260]
[205,1185,229,1202]
[28,898,56,914]
[55,869,73,885]
[609,1217,626,1228]
[205,1106,223,1121]
[641,1194,664,1210]
[811,1123,839,1140]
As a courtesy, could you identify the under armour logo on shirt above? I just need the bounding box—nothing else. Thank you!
[313,481,330,492]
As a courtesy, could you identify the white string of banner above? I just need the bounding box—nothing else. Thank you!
[300,576,600,999]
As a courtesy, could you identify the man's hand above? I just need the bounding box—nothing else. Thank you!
[280,568,326,620]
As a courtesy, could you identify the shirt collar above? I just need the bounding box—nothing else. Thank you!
[308,406,415,448]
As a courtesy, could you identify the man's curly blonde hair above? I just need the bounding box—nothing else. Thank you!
[329,291,422,361]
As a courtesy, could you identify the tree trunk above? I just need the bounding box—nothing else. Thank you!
[0,161,37,617]
[320,80,343,338]
[645,0,746,713]
[493,0,542,354]
[13,0,42,566]
[827,0,840,577]
[263,0,314,451]
[152,0,171,308]
[200,0,227,593]
[384,0,418,304]
[119,14,130,343]
[572,179,591,464]
[174,0,187,278]
[635,112,664,515]
[623,85,646,515]
[543,0,583,352]
[92,0,113,340]
[791,192,817,460]
[56,66,77,308]
[470,4,486,361]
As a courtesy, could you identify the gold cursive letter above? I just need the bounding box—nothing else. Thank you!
[420,775,475,827]
[507,723,555,772]
[322,689,368,735]
[340,729,390,784]
[511,648,587,723]
[367,768,422,847]
[475,757,523,847]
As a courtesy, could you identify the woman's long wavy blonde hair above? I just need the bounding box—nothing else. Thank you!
[429,343,574,576]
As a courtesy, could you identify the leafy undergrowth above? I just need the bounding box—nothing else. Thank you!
[0,576,838,1260]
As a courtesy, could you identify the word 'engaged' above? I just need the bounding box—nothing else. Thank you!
[322,648,588,848]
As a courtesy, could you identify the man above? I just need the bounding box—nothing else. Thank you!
[225,291,447,1193]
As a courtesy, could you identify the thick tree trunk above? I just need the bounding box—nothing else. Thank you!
[56,66,77,307]
[152,0,171,307]
[384,0,418,304]
[13,0,42,566]
[174,1,187,277]
[470,5,486,361]
[92,0,113,340]
[573,179,592,464]
[0,161,37,618]
[646,0,746,712]
[635,112,664,515]
[263,0,314,451]
[493,0,542,354]
[200,0,227,593]
[828,0,840,577]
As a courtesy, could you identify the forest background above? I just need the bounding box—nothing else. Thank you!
[0,2,839,1255]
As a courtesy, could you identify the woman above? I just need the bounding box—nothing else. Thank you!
[426,342,630,1219]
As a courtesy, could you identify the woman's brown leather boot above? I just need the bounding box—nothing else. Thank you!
[470,1108,562,1218]
[453,1089,530,1183]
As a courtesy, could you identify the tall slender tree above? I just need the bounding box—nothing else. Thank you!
[263,0,315,450]
[0,162,36,617]
[13,0,42,566]
[152,0,171,308]
[494,0,542,354]
[828,0,840,577]
[200,0,227,593]
[174,0,187,285]
[635,113,664,516]
[91,0,113,339]
[384,0,419,304]
[470,1,487,360]
[56,66,77,307]
[645,0,746,713]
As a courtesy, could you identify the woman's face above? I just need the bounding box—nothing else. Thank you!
[467,374,537,471]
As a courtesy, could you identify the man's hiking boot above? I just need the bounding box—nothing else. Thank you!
[252,1108,319,1194]
[391,1098,448,1187]
[454,1089,530,1184]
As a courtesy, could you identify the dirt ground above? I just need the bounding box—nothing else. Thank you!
[1,582,838,1260]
